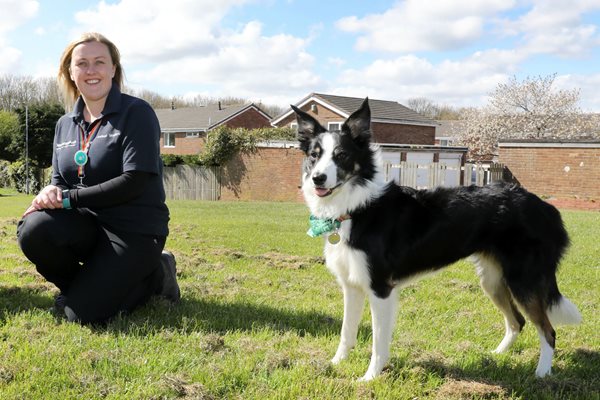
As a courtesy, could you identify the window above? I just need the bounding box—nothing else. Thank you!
[290,122,298,132]
[164,132,175,147]
[328,122,342,132]
[186,131,200,138]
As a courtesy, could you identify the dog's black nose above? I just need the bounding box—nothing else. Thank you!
[312,173,327,186]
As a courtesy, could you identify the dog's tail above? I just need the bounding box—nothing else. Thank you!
[547,296,582,326]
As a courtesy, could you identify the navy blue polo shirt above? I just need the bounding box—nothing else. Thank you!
[52,84,169,236]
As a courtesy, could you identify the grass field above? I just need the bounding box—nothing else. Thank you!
[0,189,598,399]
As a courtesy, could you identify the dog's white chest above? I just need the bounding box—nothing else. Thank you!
[324,222,371,290]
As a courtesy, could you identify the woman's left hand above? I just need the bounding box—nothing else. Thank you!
[23,185,64,217]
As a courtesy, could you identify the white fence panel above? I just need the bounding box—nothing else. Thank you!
[384,162,506,189]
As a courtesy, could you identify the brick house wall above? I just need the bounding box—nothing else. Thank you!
[220,145,305,202]
[276,101,434,144]
[277,102,343,128]
[160,133,206,155]
[225,108,272,129]
[372,121,435,145]
[499,141,600,199]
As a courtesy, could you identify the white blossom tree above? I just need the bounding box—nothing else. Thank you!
[457,74,598,162]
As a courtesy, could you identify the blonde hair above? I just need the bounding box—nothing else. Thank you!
[57,32,124,109]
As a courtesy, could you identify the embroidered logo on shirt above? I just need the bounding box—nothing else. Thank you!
[96,131,121,139]
[56,140,77,150]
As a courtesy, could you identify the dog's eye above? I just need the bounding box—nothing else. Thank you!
[309,151,319,159]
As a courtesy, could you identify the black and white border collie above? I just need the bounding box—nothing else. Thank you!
[292,99,581,381]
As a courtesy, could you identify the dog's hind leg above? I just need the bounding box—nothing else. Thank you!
[473,254,525,354]
[359,287,399,381]
[518,297,556,377]
[505,266,579,377]
[332,283,366,364]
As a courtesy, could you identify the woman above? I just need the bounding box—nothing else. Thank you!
[17,32,179,324]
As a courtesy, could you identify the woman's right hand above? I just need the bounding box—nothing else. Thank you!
[23,185,64,217]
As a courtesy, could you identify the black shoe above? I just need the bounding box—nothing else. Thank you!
[54,293,67,313]
[159,250,180,303]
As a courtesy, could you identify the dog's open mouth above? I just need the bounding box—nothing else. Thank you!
[314,182,343,197]
[315,187,333,197]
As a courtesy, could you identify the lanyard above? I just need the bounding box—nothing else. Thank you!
[75,119,102,181]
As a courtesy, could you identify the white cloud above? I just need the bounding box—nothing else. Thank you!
[0,0,38,72]
[336,0,515,53]
[331,49,525,108]
[67,0,321,105]
[0,0,38,36]
[327,57,346,68]
[331,0,600,110]
[71,0,244,63]
[0,46,22,74]
[498,0,600,57]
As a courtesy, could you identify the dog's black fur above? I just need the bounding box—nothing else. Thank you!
[350,181,569,301]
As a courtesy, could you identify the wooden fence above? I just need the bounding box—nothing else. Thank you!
[384,162,507,189]
[163,165,220,200]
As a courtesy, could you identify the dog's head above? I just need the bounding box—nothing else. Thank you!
[292,98,380,215]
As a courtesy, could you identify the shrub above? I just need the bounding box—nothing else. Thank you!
[0,160,10,188]
[199,126,295,166]
[161,154,203,167]
[7,160,40,193]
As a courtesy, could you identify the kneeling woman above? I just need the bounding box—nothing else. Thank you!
[17,32,179,324]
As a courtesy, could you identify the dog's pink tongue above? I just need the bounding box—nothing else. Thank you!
[315,188,331,197]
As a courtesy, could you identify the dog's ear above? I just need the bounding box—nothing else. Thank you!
[291,105,326,150]
[342,97,371,144]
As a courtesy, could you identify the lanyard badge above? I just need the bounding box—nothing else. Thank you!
[75,120,102,186]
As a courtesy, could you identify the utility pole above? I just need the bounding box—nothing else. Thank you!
[25,105,29,195]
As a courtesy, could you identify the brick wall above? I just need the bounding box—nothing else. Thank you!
[220,146,305,202]
[499,142,600,200]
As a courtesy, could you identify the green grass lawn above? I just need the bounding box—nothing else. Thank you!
[0,188,598,399]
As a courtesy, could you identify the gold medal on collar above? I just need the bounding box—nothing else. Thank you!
[328,231,341,245]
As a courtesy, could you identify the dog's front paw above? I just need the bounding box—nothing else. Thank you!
[358,353,388,381]
[331,346,351,364]
[535,366,552,378]
[331,352,347,365]
[358,370,379,382]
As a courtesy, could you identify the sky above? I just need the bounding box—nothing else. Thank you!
[2,0,600,112]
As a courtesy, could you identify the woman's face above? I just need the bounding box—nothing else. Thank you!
[69,41,116,106]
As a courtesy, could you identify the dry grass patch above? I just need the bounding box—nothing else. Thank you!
[162,375,216,400]
[435,378,508,399]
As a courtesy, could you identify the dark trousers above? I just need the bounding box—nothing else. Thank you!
[17,208,165,324]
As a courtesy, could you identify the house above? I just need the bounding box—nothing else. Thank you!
[271,93,438,145]
[270,93,466,189]
[155,103,271,155]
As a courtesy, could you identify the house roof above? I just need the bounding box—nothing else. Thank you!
[271,92,437,127]
[155,103,270,132]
